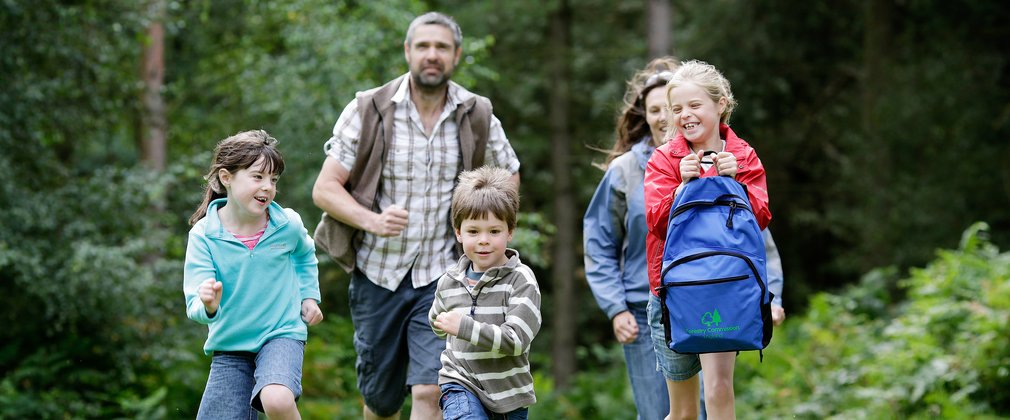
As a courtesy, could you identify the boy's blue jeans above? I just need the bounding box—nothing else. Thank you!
[439,383,529,420]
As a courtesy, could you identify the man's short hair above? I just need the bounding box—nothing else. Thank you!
[451,166,519,231]
[405,12,463,48]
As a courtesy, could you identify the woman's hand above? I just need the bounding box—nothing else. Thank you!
[612,311,639,344]
[772,306,785,326]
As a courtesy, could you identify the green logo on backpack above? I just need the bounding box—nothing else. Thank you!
[684,309,740,338]
[702,309,722,327]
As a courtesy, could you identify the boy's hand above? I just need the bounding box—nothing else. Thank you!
[434,311,463,337]
[198,279,223,316]
[712,151,738,178]
[302,299,324,326]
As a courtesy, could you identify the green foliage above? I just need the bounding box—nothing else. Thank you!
[454,0,649,210]
[299,316,365,419]
[732,222,1010,417]
[0,0,145,167]
[0,147,199,417]
[511,212,556,269]
[532,344,635,419]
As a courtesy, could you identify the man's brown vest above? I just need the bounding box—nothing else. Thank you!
[315,75,494,272]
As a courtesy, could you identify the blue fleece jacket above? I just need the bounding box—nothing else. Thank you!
[184,199,320,355]
[583,139,656,319]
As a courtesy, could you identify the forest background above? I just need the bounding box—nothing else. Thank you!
[2,0,1009,418]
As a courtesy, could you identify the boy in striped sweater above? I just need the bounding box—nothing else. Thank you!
[429,166,542,419]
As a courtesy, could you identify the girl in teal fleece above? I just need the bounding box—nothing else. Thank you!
[184,130,322,419]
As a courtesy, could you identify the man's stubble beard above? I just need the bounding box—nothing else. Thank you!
[411,69,454,94]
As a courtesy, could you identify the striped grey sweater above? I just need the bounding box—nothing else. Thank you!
[428,249,542,413]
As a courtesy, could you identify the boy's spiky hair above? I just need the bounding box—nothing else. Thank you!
[451,166,519,230]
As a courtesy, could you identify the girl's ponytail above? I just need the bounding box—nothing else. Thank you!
[188,175,226,225]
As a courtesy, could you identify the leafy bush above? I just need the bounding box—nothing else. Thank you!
[532,343,637,419]
[299,315,366,419]
[733,222,1009,418]
[0,135,207,418]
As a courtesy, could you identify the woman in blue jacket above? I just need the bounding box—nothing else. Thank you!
[583,57,679,420]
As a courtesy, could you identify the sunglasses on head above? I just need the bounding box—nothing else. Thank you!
[639,70,675,103]
[644,71,674,89]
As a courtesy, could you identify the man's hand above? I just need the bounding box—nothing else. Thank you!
[302,299,324,326]
[367,204,409,237]
[198,279,223,316]
[611,311,639,344]
[433,311,463,337]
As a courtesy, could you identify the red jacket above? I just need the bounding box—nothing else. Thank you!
[643,124,771,296]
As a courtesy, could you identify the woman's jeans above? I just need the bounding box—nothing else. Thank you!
[623,302,671,420]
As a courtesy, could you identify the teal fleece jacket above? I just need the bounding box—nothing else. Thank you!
[184,199,320,355]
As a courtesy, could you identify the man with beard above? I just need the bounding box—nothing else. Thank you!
[312,12,520,420]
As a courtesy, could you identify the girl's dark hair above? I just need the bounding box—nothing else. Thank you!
[597,56,680,169]
[188,130,285,225]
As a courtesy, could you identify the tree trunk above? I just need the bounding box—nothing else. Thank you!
[548,0,576,390]
[861,0,893,265]
[862,0,891,133]
[140,0,167,173]
[647,0,673,58]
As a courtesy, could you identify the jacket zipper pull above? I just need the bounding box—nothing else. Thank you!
[470,295,477,317]
[726,202,736,229]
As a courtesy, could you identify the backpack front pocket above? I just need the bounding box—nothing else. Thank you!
[659,252,769,354]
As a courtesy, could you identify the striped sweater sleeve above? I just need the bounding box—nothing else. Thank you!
[428,275,450,339]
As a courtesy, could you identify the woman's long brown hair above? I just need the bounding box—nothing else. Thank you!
[595,56,680,169]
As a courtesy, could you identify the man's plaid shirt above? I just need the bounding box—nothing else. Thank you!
[324,75,520,291]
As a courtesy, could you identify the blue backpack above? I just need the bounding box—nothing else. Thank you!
[657,176,773,357]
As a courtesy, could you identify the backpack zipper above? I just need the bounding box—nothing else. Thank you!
[662,274,749,288]
[659,250,767,298]
[726,202,737,229]
[670,199,750,227]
